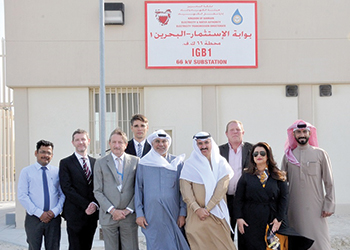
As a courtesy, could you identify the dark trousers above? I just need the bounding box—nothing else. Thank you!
[25,213,61,250]
[227,194,236,240]
[227,194,244,249]
[66,219,97,250]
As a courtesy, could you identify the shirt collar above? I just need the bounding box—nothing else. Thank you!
[229,142,243,151]
[133,138,146,147]
[111,152,125,161]
[35,162,49,170]
[74,152,88,161]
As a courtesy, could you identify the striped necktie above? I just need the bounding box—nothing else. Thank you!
[137,143,142,157]
[82,157,92,184]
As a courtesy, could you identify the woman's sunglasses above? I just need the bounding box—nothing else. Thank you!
[253,151,266,157]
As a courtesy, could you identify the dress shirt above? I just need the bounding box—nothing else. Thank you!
[18,162,65,218]
[133,139,146,155]
[227,143,243,195]
[74,152,99,208]
[107,153,133,213]
[74,152,91,173]
[111,152,125,174]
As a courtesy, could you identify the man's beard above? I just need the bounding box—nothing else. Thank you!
[296,136,309,145]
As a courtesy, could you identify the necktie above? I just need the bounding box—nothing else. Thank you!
[116,158,123,184]
[137,143,142,157]
[82,157,92,184]
[41,167,50,211]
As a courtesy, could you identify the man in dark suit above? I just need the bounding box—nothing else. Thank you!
[59,129,99,250]
[94,128,139,250]
[125,114,151,157]
[219,120,252,241]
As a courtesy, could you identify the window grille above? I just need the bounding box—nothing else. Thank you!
[90,87,143,156]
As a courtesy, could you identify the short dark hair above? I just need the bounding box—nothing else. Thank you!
[130,114,148,126]
[72,129,89,141]
[36,140,54,151]
[109,128,128,144]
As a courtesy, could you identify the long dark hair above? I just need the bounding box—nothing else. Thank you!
[245,142,286,181]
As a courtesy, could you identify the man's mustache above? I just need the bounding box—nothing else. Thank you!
[200,148,208,151]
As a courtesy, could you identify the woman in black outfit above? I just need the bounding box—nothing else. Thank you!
[234,142,313,250]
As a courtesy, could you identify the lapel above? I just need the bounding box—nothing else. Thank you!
[106,154,121,185]
[242,143,250,171]
[223,143,230,161]
[70,153,87,180]
[128,140,137,155]
[142,141,151,156]
[88,156,96,171]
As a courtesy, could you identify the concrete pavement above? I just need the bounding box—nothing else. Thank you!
[1,201,350,249]
[0,201,146,249]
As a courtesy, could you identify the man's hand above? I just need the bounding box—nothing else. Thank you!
[111,209,126,221]
[177,215,186,228]
[195,208,209,221]
[122,209,131,217]
[321,211,334,218]
[85,202,97,215]
[136,216,148,229]
[40,210,54,223]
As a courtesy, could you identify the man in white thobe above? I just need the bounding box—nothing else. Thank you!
[281,120,335,250]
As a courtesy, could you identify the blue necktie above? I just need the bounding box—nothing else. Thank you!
[41,167,50,211]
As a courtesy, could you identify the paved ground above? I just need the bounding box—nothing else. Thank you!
[0,201,349,249]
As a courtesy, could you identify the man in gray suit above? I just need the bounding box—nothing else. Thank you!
[94,129,139,250]
[219,120,252,243]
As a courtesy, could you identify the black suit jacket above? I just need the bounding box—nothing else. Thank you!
[59,153,99,228]
[219,142,253,174]
[125,139,151,157]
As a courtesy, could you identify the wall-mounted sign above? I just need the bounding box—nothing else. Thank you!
[145,1,257,69]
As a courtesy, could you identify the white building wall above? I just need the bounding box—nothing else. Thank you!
[313,85,350,212]
[216,85,298,164]
[144,86,202,157]
[15,88,90,227]
[5,0,350,225]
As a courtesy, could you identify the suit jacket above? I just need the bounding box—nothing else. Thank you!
[219,142,253,174]
[93,153,139,226]
[59,153,99,227]
[125,139,151,157]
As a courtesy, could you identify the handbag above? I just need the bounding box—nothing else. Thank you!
[266,225,280,250]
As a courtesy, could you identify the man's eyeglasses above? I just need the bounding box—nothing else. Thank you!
[253,151,266,157]
[38,150,52,156]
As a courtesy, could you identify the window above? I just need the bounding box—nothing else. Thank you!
[90,87,143,155]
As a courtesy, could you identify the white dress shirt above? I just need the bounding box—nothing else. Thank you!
[227,143,243,195]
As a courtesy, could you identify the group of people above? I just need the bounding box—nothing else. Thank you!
[17,115,335,250]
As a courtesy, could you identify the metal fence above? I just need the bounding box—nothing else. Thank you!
[0,37,16,201]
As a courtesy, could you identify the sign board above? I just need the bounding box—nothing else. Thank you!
[145,1,257,68]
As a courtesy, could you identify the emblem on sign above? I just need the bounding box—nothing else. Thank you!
[232,9,243,25]
[155,9,172,26]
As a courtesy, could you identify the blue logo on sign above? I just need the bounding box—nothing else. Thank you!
[232,9,243,25]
